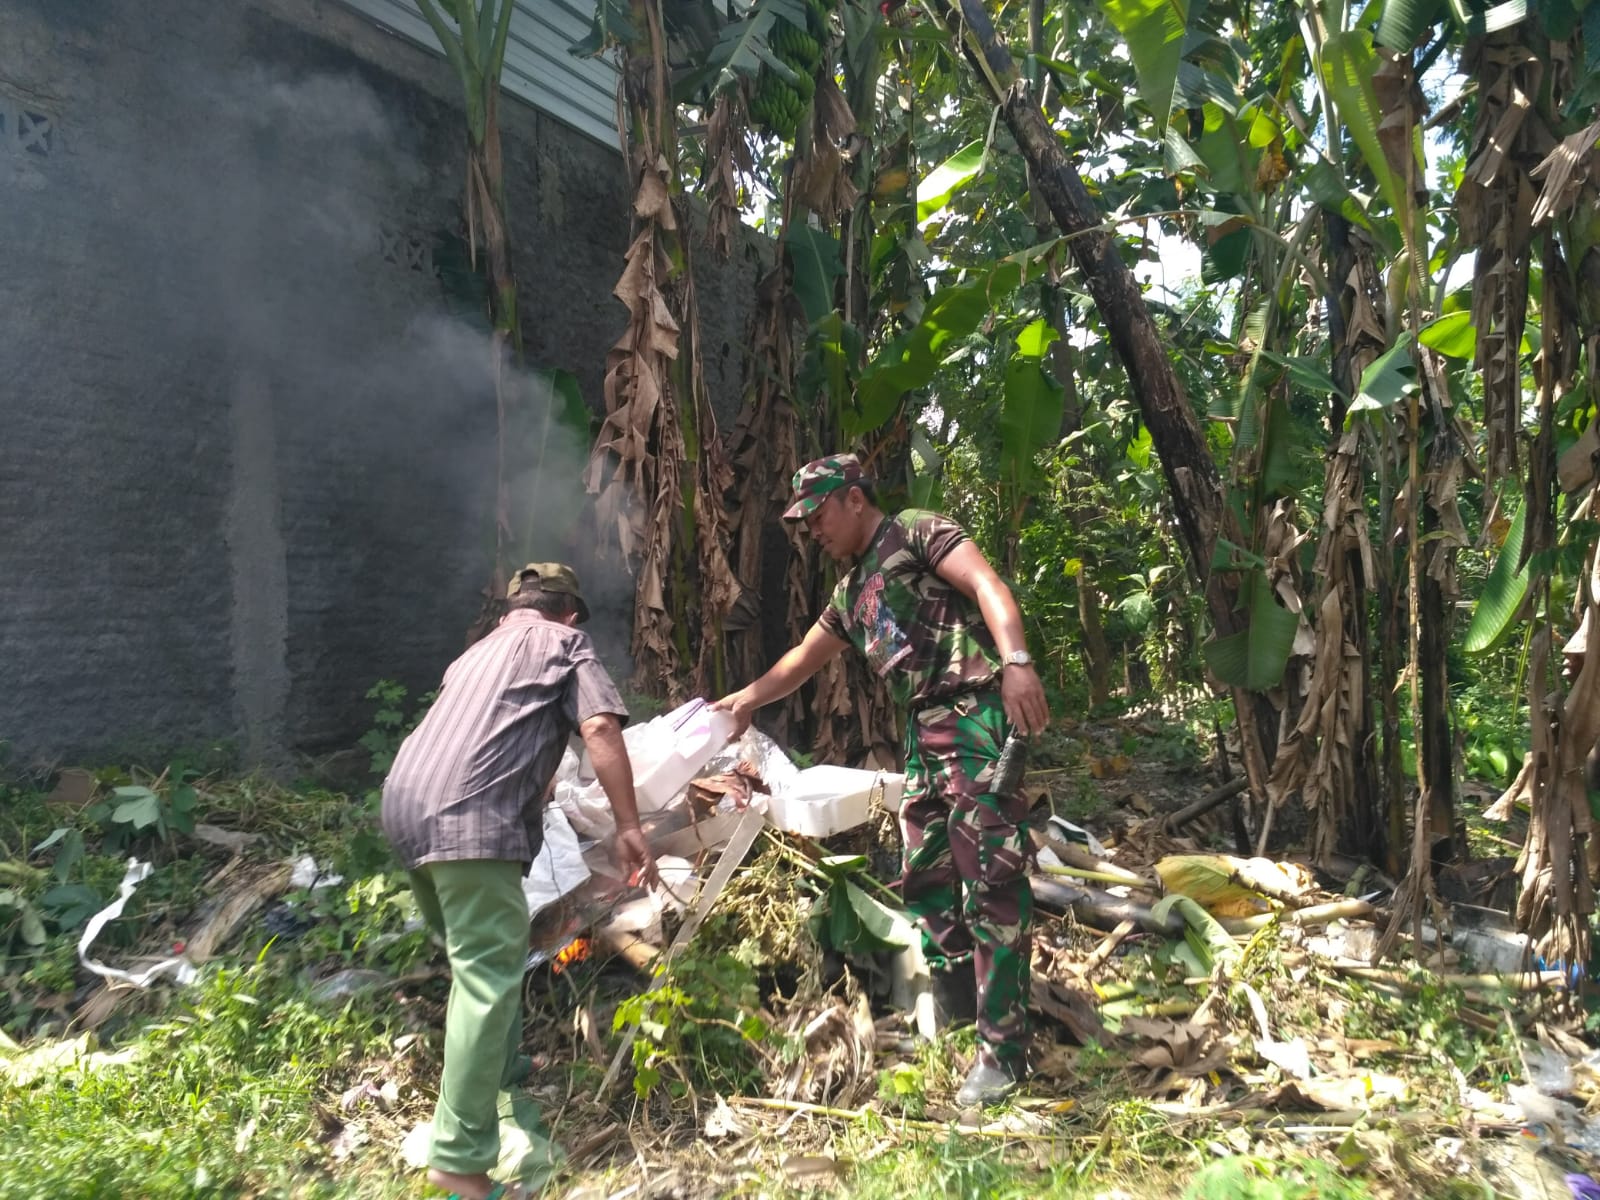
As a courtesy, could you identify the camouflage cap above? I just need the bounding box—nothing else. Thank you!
[783,453,867,520]
[508,562,591,624]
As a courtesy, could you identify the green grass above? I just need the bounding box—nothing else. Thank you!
[1,957,414,1198]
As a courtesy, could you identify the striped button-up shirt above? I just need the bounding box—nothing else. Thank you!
[380,610,629,869]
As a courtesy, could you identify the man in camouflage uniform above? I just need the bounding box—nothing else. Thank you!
[716,454,1049,1105]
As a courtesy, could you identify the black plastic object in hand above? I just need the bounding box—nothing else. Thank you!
[992,734,1030,796]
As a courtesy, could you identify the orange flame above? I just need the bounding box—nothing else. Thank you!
[552,938,591,974]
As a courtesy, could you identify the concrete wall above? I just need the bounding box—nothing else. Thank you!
[0,0,766,767]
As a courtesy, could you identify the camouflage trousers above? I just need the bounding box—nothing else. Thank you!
[901,690,1033,1064]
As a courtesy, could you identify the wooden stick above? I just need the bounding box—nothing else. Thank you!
[1039,863,1151,888]
[1030,829,1149,886]
[1219,898,1374,935]
[1328,961,1566,991]
[727,1096,1068,1140]
[1076,920,1137,980]
[1163,777,1249,833]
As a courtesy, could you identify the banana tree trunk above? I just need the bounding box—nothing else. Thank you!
[938,0,1277,806]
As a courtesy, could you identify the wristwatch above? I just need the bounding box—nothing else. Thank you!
[1002,650,1033,668]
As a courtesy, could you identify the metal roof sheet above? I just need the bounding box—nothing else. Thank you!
[335,0,620,149]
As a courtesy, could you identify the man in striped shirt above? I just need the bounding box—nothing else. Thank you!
[382,563,655,1200]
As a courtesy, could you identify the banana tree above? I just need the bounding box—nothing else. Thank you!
[573,0,751,701]
[415,0,521,626]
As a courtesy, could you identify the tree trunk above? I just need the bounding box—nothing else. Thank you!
[1075,563,1113,708]
[940,0,1277,805]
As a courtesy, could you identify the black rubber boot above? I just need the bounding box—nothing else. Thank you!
[929,965,977,1031]
[955,1050,1027,1107]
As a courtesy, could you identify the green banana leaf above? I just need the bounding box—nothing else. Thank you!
[1151,893,1240,970]
[1376,0,1444,51]
[1098,0,1192,134]
[1465,503,1531,653]
[1202,567,1299,690]
[1258,350,1345,399]
[700,0,808,90]
[568,0,636,57]
[1000,359,1064,490]
[917,141,987,224]
[1347,334,1418,421]
[1418,310,1476,359]
[786,225,844,327]
[1321,29,1409,224]
[851,258,1031,435]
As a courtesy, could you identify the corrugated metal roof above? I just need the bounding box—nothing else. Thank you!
[335,0,620,149]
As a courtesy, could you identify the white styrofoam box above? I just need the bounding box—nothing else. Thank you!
[631,698,738,812]
[766,765,907,837]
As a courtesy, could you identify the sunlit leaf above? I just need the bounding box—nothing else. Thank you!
[1347,335,1418,420]
[111,789,162,831]
[916,141,986,224]
[1322,30,1409,222]
[1376,0,1444,51]
[1099,0,1192,134]
[1015,318,1060,360]
[1418,310,1476,359]
[1465,502,1531,653]
[842,881,910,949]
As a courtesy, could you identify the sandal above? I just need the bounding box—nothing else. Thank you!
[447,1185,529,1200]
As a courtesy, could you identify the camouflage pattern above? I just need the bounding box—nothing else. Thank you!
[508,561,590,624]
[782,453,867,520]
[901,690,1032,1065]
[817,509,1001,709]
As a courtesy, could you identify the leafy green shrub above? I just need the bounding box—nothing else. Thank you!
[612,949,772,1098]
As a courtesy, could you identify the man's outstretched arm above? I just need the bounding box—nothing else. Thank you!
[714,621,849,736]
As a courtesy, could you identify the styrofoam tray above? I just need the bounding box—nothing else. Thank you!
[766,766,906,837]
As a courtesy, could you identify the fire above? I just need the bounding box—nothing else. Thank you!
[552,937,590,974]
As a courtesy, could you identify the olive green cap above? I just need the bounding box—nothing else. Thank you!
[508,562,590,624]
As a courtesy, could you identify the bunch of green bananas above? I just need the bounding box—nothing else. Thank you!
[748,0,835,141]
[749,63,808,140]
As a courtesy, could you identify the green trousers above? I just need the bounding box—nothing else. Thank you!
[407,859,529,1176]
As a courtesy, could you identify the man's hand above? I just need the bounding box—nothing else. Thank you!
[1001,663,1050,737]
[712,688,759,738]
[615,825,658,888]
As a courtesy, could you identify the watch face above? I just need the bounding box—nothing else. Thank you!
[1006,651,1032,666]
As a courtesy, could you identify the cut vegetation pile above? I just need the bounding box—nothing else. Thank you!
[0,711,1594,1199]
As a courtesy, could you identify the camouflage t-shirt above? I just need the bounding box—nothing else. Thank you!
[818,509,1000,708]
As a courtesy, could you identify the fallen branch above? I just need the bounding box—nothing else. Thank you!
[1032,876,1184,937]
[1030,830,1150,888]
[1039,863,1152,889]
[1330,963,1566,992]
[1219,898,1375,935]
[727,1096,1069,1140]
[1163,778,1249,833]
[1076,920,1137,980]
[597,808,766,1100]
